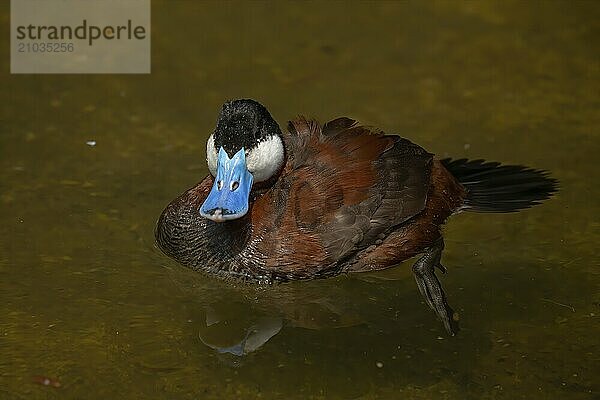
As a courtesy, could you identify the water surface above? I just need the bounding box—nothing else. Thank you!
[1,1,598,399]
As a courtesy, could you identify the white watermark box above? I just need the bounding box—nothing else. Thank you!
[11,0,151,74]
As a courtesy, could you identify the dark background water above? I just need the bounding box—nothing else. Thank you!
[1,1,598,399]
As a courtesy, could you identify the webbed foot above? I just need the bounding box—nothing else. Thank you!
[412,238,459,336]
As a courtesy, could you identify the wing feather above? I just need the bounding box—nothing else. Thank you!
[255,118,433,266]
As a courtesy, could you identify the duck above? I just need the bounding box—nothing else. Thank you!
[156,99,557,335]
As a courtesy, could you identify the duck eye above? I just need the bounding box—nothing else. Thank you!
[231,181,239,191]
[217,180,223,190]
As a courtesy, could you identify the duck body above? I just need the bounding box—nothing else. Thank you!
[156,99,556,335]
[157,117,463,281]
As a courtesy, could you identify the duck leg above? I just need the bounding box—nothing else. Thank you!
[412,237,459,336]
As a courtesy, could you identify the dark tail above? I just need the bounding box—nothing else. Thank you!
[441,158,558,213]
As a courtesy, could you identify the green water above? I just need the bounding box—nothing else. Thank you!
[1,1,598,399]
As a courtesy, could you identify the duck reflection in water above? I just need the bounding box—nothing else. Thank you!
[169,269,366,357]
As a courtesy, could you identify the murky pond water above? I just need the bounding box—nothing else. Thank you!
[1,1,598,399]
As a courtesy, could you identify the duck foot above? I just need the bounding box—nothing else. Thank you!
[412,237,459,336]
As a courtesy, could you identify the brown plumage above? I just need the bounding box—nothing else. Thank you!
[157,116,451,279]
[156,99,557,335]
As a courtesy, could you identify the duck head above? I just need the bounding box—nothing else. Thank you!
[200,99,285,222]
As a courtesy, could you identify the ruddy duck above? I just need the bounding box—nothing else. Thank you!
[156,99,557,335]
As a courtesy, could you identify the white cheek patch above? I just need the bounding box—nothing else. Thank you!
[246,135,285,182]
[206,134,218,176]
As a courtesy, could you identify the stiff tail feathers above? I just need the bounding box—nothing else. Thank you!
[441,158,558,213]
